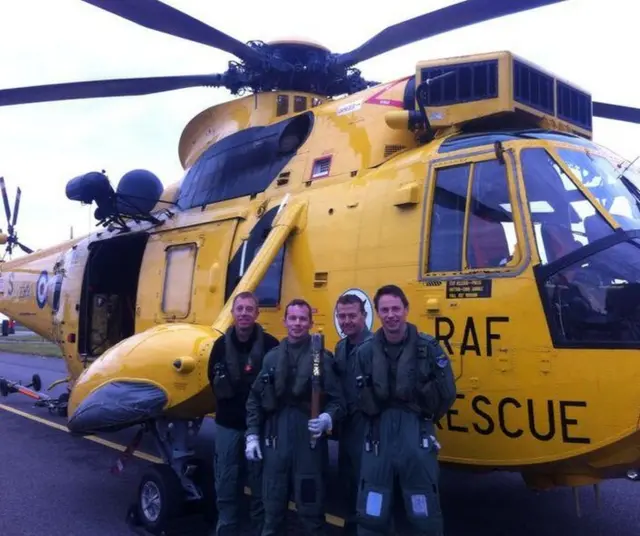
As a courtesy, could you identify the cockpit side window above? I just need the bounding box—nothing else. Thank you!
[520,148,615,266]
[424,158,519,274]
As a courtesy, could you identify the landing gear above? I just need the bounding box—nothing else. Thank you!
[124,418,217,535]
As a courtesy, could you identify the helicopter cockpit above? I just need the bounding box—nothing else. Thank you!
[519,136,640,347]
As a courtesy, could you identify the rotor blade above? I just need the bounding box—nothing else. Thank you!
[16,242,33,255]
[0,178,12,229]
[333,0,568,67]
[11,188,20,229]
[81,0,266,64]
[593,102,640,125]
[0,74,224,107]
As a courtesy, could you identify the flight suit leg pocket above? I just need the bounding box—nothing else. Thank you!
[401,487,443,535]
[293,473,323,517]
[355,482,392,532]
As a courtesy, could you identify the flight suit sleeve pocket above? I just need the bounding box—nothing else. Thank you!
[356,482,392,531]
[293,473,323,517]
[401,487,443,533]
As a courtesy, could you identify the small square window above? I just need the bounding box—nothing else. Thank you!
[311,156,331,180]
[276,95,289,116]
[294,96,307,112]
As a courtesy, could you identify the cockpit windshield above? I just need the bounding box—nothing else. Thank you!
[521,143,640,347]
[554,148,640,231]
[519,147,616,265]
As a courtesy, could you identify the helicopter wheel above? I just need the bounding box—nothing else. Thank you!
[135,463,185,535]
[626,469,640,481]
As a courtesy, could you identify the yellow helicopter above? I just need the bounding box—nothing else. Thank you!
[2,0,640,532]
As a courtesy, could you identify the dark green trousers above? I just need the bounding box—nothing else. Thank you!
[214,422,264,536]
[338,411,367,534]
[261,406,329,535]
[356,408,444,536]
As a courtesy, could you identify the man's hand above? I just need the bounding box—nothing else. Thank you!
[245,434,262,461]
[308,413,332,438]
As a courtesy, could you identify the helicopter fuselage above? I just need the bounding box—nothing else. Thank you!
[2,51,640,491]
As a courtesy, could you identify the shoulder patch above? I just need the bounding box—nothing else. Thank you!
[436,354,449,368]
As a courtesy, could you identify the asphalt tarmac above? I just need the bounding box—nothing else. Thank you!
[1,352,639,536]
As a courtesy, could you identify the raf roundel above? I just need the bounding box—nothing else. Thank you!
[333,288,374,338]
[36,270,48,309]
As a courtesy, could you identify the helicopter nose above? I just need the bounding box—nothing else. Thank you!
[67,380,167,435]
[66,322,217,435]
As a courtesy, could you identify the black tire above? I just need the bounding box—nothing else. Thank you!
[626,469,640,481]
[136,464,185,534]
[31,374,42,392]
[0,379,8,397]
[56,392,69,417]
[185,457,218,525]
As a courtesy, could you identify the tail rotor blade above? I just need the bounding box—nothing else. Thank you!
[11,188,20,230]
[16,242,33,255]
[0,178,12,231]
[593,102,640,125]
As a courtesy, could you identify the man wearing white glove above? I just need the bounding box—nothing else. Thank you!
[308,412,332,438]
[245,433,262,461]
[245,298,345,536]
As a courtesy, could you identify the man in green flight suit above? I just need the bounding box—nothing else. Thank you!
[208,291,280,536]
[333,293,372,535]
[245,298,345,535]
[353,284,457,536]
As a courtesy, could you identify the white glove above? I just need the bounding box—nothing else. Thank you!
[308,413,332,438]
[245,434,262,461]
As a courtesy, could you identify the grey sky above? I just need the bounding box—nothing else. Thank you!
[0,0,636,254]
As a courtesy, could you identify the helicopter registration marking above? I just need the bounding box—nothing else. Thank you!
[436,393,591,444]
[336,99,362,116]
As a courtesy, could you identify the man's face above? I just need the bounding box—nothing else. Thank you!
[284,304,312,341]
[336,302,366,339]
[232,297,259,331]
[376,294,408,336]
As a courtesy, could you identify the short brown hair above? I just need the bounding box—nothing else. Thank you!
[337,293,365,313]
[373,284,409,310]
[284,298,312,320]
[233,291,258,307]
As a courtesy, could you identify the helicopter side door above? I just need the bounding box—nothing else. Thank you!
[135,216,241,332]
[418,148,531,389]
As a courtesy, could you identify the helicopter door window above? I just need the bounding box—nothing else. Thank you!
[425,158,518,274]
[466,159,517,269]
[161,243,197,318]
[426,164,468,272]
